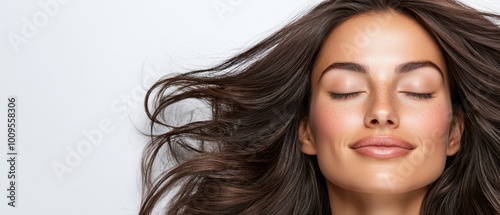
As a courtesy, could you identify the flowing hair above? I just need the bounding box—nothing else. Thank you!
[140,0,500,214]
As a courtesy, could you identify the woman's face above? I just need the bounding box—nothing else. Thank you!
[299,11,463,194]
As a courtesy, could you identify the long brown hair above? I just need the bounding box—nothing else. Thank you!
[140,0,500,214]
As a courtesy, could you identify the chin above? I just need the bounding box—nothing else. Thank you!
[331,170,439,195]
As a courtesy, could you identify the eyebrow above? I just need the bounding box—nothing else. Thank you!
[318,60,444,82]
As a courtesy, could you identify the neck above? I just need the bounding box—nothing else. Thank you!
[328,183,427,215]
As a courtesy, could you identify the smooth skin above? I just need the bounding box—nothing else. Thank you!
[298,11,464,215]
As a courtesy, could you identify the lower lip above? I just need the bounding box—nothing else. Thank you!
[353,146,412,159]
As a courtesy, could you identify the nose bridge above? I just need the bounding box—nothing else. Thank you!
[373,87,392,117]
[365,86,398,127]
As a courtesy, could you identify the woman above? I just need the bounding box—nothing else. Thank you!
[140,0,500,214]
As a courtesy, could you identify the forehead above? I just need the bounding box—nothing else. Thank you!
[312,11,446,80]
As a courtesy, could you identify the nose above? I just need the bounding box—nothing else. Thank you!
[364,92,399,129]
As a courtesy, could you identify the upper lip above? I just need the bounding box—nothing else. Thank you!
[349,136,416,150]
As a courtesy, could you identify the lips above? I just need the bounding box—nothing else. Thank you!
[349,136,415,159]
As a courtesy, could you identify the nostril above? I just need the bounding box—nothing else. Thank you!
[370,119,394,125]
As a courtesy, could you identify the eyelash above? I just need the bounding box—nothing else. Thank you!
[329,92,433,100]
[405,92,433,99]
[330,92,361,99]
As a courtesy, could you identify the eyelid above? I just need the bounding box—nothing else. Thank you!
[330,92,362,99]
[329,91,434,100]
[329,92,433,100]
[403,92,434,99]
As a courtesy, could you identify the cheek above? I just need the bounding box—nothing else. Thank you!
[309,98,362,145]
[308,97,364,187]
[408,103,452,146]
[403,104,452,182]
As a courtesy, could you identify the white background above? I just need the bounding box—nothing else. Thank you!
[0,0,498,214]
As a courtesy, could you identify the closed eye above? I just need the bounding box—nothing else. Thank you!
[405,92,433,99]
[330,92,361,100]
